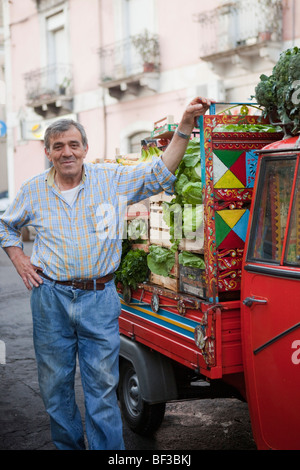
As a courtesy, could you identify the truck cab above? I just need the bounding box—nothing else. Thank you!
[241,135,300,450]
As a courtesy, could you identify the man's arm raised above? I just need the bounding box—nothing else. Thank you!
[162,96,213,174]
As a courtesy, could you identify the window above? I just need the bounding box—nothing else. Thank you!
[46,10,68,89]
[247,157,297,263]
[129,131,149,153]
[285,166,300,265]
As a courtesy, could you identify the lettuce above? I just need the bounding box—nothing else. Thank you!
[183,204,204,237]
[181,181,202,205]
[174,138,202,205]
[127,218,148,240]
[178,251,205,269]
[162,138,204,250]
[147,245,175,277]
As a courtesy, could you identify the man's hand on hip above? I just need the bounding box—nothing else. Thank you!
[4,246,43,290]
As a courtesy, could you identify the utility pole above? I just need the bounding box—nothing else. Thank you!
[3,0,14,202]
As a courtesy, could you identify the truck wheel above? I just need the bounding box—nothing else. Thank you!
[119,361,166,436]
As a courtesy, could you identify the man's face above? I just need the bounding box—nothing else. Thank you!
[45,126,88,181]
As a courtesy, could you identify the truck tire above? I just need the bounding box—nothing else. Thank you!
[119,360,166,436]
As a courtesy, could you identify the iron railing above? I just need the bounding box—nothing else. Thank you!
[99,33,160,83]
[24,63,72,104]
[196,0,283,57]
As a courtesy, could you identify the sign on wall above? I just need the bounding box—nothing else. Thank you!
[23,114,77,141]
[0,121,7,137]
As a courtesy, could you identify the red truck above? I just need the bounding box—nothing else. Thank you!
[117,106,300,450]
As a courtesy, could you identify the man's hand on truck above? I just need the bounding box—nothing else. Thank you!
[162,96,214,174]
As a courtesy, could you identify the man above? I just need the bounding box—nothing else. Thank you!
[0,97,212,450]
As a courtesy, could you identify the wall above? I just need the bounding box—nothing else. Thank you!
[5,0,300,197]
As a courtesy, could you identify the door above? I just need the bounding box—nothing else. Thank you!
[46,11,68,92]
[121,0,155,75]
[241,151,300,450]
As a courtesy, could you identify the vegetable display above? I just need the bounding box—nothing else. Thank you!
[127,218,148,240]
[147,245,176,277]
[213,123,281,133]
[254,46,300,134]
[139,141,162,162]
[178,251,205,269]
[162,138,204,251]
[115,248,149,289]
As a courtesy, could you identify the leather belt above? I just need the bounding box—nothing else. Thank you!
[36,270,114,291]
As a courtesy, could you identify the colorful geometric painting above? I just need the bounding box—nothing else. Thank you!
[213,149,258,189]
[215,209,250,250]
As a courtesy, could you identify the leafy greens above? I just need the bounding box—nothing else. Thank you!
[115,248,149,289]
[147,245,176,277]
[178,251,205,269]
[162,137,204,251]
[254,46,300,134]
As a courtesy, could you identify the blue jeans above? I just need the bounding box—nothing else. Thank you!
[30,277,124,450]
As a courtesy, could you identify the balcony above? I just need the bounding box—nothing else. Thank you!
[99,31,160,100]
[195,0,283,73]
[24,64,73,117]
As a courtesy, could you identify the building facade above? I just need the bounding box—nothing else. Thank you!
[0,0,8,205]
[2,0,300,201]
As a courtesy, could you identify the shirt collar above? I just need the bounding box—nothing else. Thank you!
[46,164,86,187]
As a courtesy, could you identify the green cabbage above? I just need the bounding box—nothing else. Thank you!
[127,218,148,240]
[178,251,205,269]
[183,204,204,237]
[147,245,175,277]
[181,181,202,205]
[162,137,204,251]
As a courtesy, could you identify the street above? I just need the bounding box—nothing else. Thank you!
[0,241,256,451]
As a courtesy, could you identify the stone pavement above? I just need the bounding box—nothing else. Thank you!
[0,242,57,449]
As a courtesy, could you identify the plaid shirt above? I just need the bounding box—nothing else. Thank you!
[0,158,175,280]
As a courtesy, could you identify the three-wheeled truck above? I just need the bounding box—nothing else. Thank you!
[117,104,300,450]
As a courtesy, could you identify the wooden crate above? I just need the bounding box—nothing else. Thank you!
[149,273,179,292]
[149,200,204,252]
[149,201,171,247]
[179,264,207,299]
[149,192,174,203]
[131,242,150,253]
[126,198,150,220]
[149,252,179,292]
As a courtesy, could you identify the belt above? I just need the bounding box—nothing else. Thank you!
[36,270,114,291]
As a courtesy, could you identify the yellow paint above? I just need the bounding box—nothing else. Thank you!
[214,169,244,189]
[217,209,246,229]
[120,299,195,333]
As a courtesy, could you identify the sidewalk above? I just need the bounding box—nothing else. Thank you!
[0,242,60,450]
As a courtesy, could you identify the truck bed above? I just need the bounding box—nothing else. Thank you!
[119,283,243,380]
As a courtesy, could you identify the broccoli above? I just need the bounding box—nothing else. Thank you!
[255,46,300,134]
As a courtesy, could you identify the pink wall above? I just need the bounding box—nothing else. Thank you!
[69,0,101,93]
[157,0,205,70]
[14,139,45,193]
[78,107,105,162]
[100,0,116,46]
[10,9,41,108]
[104,88,191,157]
[283,0,300,42]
